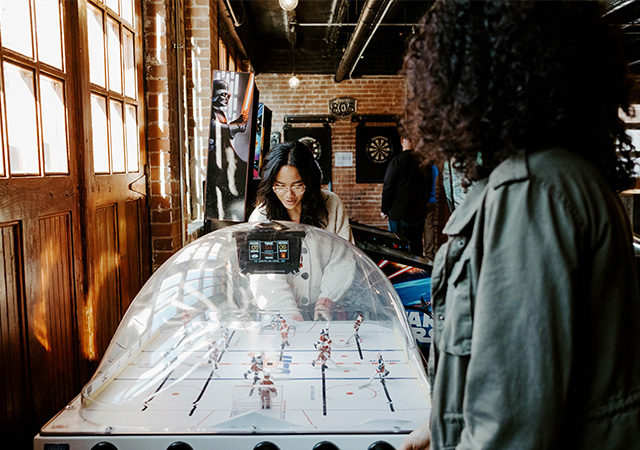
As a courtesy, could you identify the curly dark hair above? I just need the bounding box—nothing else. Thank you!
[403,0,635,191]
[254,141,329,227]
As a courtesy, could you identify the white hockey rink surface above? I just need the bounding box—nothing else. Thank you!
[41,320,430,435]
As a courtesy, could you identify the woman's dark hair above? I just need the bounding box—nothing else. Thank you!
[255,141,328,227]
[403,0,635,191]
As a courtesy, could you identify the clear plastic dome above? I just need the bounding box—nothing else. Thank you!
[79,221,430,435]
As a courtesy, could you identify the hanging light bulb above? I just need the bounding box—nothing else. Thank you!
[279,0,298,11]
[288,75,300,88]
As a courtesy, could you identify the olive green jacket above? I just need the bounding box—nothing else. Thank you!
[429,147,640,449]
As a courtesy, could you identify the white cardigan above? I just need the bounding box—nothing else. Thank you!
[249,189,354,243]
[247,190,355,319]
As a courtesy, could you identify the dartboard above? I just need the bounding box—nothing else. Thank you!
[298,136,322,160]
[366,136,393,163]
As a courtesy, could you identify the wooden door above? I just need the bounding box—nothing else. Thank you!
[0,0,149,445]
[77,0,149,373]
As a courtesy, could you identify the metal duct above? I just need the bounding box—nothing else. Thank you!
[218,0,250,60]
[334,0,397,82]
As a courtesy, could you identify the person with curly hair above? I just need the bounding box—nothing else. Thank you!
[249,141,355,321]
[398,1,640,449]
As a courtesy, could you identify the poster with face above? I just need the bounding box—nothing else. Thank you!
[205,71,259,221]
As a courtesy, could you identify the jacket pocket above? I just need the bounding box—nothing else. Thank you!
[441,412,465,450]
[438,257,473,356]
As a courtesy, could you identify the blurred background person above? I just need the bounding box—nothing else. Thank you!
[422,160,438,261]
[381,135,427,254]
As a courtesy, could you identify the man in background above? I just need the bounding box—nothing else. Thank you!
[381,136,427,255]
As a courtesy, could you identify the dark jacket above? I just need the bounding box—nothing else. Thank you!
[381,150,427,221]
[429,147,640,449]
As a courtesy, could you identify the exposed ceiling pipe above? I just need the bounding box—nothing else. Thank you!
[218,0,250,60]
[334,0,397,82]
[284,9,297,49]
[325,0,350,52]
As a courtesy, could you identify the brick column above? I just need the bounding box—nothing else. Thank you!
[143,0,184,269]
[185,0,218,231]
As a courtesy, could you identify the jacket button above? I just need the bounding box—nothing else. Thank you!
[438,315,445,320]
[302,247,308,254]
[301,272,309,280]
[456,239,465,247]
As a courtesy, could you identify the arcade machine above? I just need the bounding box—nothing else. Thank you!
[350,222,433,352]
[34,221,431,450]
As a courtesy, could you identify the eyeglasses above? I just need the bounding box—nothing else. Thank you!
[273,184,306,195]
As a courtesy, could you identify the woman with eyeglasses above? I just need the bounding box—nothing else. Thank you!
[249,141,353,243]
[248,141,355,321]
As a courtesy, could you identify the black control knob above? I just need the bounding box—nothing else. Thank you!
[91,443,117,450]
[253,442,281,450]
[368,441,395,450]
[167,442,194,450]
[312,441,340,450]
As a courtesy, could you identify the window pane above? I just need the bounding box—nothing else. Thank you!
[219,39,227,71]
[106,0,119,15]
[125,104,138,172]
[41,75,68,174]
[0,0,33,58]
[123,29,135,98]
[88,4,105,87]
[91,94,109,173]
[121,0,134,26]
[110,100,125,173]
[107,18,122,93]
[35,0,63,69]
[3,63,39,175]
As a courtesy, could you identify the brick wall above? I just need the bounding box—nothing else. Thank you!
[255,74,406,227]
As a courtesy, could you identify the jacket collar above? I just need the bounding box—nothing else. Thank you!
[442,150,529,235]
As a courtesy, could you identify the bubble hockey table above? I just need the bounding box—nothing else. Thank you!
[34,221,431,450]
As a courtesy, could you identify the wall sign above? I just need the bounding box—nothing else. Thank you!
[329,96,357,120]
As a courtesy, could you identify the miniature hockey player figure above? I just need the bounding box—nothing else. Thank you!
[270,313,284,331]
[345,313,364,345]
[220,326,230,348]
[258,372,278,409]
[312,337,337,368]
[280,319,290,347]
[314,327,332,349]
[206,340,220,375]
[244,353,264,380]
[181,311,193,333]
[360,353,390,388]
[244,353,265,395]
